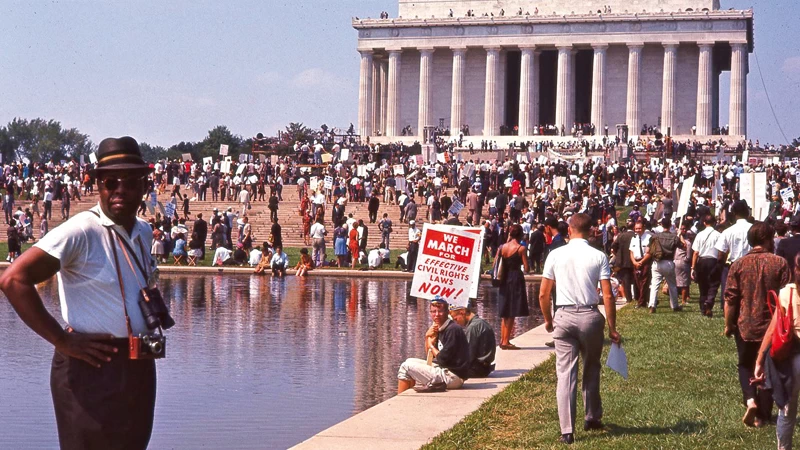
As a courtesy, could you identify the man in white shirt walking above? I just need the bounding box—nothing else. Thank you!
[692,214,723,317]
[715,200,752,313]
[309,218,327,267]
[539,213,621,445]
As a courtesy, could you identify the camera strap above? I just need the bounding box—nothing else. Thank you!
[90,210,152,285]
[107,227,134,339]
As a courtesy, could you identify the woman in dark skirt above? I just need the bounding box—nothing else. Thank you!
[495,224,531,349]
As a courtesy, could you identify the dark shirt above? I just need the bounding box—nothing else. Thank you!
[776,235,800,273]
[434,320,471,380]
[271,223,282,247]
[464,316,496,378]
[193,219,208,241]
[725,249,790,341]
[612,230,635,269]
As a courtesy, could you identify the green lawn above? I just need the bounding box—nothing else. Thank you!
[424,285,776,450]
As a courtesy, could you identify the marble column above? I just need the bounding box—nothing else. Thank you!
[518,46,537,136]
[379,61,389,136]
[371,58,381,136]
[483,47,501,136]
[590,44,607,133]
[567,50,576,128]
[626,43,644,135]
[729,42,748,137]
[385,50,401,137]
[357,50,374,137]
[660,43,679,135]
[418,48,434,138]
[695,42,714,136]
[555,45,572,133]
[450,47,467,135]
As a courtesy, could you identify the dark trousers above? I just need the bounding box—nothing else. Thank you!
[407,242,419,272]
[696,257,722,313]
[369,210,378,223]
[718,265,730,312]
[734,333,773,421]
[51,345,156,450]
[616,267,634,303]
[44,201,52,220]
[633,265,651,306]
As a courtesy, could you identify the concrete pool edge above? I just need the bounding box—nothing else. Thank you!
[290,299,627,450]
[0,262,544,282]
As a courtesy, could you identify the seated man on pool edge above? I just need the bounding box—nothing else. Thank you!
[449,303,496,378]
[397,296,471,393]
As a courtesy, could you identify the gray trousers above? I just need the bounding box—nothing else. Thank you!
[553,306,605,434]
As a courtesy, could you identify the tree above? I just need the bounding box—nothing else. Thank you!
[0,118,95,163]
[198,125,244,159]
[282,122,314,144]
[139,142,167,162]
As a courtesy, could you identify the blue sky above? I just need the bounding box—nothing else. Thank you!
[0,0,797,147]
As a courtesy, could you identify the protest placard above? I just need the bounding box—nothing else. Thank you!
[740,172,769,220]
[203,157,213,166]
[676,177,695,218]
[554,176,567,191]
[236,164,246,175]
[219,144,229,156]
[796,172,800,184]
[357,165,368,177]
[340,148,350,163]
[426,167,436,178]
[437,153,447,164]
[271,155,279,165]
[393,164,404,175]
[410,224,484,307]
[89,153,98,164]
[259,154,267,163]
[164,202,176,219]
[321,153,333,164]
[238,154,248,163]
[448,199,464,217]
[181,153,192,162]
[309,176,319,192]
[395,177,407,193]
[781,187,795,203]
[324,175,333,190]
[663,177,671,191]
[415,155,424,166]
[702,166,714,179]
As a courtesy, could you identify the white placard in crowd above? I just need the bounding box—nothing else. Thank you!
[309,176,319,192]
[164,202,176,219]
[702,166,714,179]
[340,148,350,163]
[89,153,98,164]
[676,177,695,218]
[538,155,548,165]
[740,172,769,221]
[781,187,795,203]
[554,176,567,191]
[448,199,464,216]
[357,165,368,177]
[220,161,231,173]
[324,175,333,190]
[321,153,333,164]
[663,177,672,191]
[394,164,405,175]
[395,177,407,193]
[203,156,213,166]
[796,172,800,184]
[742,150,750,164]
[437,153,447,164]
[426,167,436,178]
[236,164,246,175]
[181,153,192,162]
[409,224,484,307]
[219,144,229,156]
[238,154,248,163]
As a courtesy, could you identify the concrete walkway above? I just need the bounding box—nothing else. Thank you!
[291,299,625,450]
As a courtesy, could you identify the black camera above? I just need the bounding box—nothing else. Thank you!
[129,334,166,360]
[139,287,175,330]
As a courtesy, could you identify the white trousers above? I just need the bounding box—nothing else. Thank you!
[649,260,679,309]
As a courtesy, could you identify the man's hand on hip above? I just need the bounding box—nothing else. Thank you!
[56,333,120,368]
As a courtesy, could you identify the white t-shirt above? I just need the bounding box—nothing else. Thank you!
[310,222,326,239]
[34,205,154,337]
[543,239,611,307]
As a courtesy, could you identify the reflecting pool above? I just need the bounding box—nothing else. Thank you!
[0,274,542,449]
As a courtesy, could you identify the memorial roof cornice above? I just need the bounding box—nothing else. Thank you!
[352,9,753,29]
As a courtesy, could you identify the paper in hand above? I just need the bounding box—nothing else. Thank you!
[606,343,629,380]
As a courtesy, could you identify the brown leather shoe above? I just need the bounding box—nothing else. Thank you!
[649,307,656,314]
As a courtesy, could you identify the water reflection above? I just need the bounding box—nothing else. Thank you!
[0,274,542,449]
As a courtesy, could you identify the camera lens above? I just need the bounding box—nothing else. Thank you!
[142,335,151,344]
[149,341,163,355]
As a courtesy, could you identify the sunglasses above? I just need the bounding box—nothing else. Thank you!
[100,176,146,190]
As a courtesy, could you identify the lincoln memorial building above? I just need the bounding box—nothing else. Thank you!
[353,0,753,142]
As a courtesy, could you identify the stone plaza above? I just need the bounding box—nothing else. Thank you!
[353,0,753,143]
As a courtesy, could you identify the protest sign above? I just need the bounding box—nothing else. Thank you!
[321,153,333,164]
[702,166,714,179]
[220,161,231,174]
[357,165,368,177]
[395,177,407,193]
[796,172,800,184]
[259,154,267,163]
[238,154,248,163]
[271,155,279,165]
[448,199,464,217]
[309,176,319,192]
[740,172,769,221]
[340,148,350,163]
[324,175,333,190]
[410,224,484,307]
[236,164,246,175]
[203,157,213,166]
[181,153,192,162]
[426,167,436,178]
[676,177,695,218]
[437,153,446,164]
[781,187,795,203]
[554,176,567,191]
[393,164,405,175]
[663,177,671,191]
[415,155,424,166]
[89,153,98,164]
[164,202,176,219]
[219,144,229,156]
